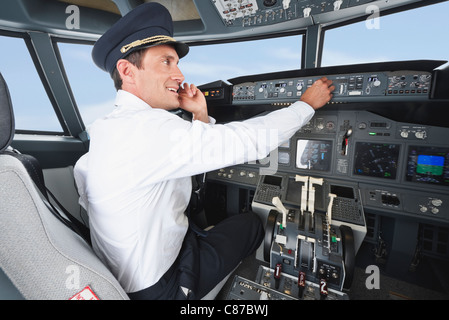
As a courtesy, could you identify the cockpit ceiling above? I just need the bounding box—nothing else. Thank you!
[56,0,201,21]
[142,0,201,21]
[0,0,445,42]
[57,0,121,15]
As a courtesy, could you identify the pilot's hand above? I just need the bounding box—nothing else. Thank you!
[178,83,209,123]
[300,77,335,110]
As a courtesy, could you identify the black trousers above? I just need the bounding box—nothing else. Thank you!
[128,212,264,300]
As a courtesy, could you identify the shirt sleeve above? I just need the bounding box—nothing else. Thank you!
[140,100,315,182]
[86,100,315,187]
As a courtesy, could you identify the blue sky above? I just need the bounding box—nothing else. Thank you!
[322,1,449,66]
[1,1,449,132]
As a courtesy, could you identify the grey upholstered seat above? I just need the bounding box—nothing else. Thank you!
[0,72,228,300]
[0,72,128,300]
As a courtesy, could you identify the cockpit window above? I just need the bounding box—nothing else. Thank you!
[57,35,302,127]
[0,35,63,132]
[321,1,449,67]
[57,42,116,128]
[182,34,303,85]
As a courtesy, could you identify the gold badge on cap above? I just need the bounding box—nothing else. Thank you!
[120,35,176,54]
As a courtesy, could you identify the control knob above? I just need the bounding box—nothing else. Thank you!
[283,0,291,10]
[419,205,428,213]
[400,130,409,138]
[333,0,343,10]
[415,131,426,139]
[431,199,442,207]
[303,7,311,17]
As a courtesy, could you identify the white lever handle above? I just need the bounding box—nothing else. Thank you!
[272,196,288,228]
[327,193,337,224]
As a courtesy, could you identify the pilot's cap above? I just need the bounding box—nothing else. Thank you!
[92,2,189,75]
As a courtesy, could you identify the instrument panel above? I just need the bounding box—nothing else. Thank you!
[232,70,433,104]
[203,61,449,288]
[207,109,449,224]
[204,60,449,227]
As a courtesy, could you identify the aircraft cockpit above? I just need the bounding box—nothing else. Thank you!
[201,57,449,300]
[0,0,449,303]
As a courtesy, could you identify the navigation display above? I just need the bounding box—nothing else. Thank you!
[406,146,449,186]
[296,139,332,171]
[353,142,400,179]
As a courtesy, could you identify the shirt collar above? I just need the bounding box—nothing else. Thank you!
[115,90,152,112]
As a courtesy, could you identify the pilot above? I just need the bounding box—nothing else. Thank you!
[74,2,334,300]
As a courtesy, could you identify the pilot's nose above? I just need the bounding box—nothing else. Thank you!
[171,64,185,84]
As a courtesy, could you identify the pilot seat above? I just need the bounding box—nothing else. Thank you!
[0,72,226,300]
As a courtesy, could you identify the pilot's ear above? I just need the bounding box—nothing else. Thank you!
[116,59,136,85]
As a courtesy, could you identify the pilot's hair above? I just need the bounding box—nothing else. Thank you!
[111,48,146,91]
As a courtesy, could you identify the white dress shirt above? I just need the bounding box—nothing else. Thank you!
[74,89,315,293]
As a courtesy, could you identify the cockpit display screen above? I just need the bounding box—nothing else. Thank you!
[406,146,449,186]
[353,142,400,179]
[296,139,332,172]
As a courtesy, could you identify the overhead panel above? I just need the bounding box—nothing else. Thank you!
[210,0,377,28]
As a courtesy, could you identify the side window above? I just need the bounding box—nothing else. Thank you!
[57,42,116,128]
[0,35,62,132]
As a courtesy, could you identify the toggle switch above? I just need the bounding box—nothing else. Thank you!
[341,128,352,156]
[274,263,282,290]
[298,271,306,298]
[320,278,328,300]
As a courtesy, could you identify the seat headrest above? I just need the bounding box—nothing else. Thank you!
[0,73,14,152]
